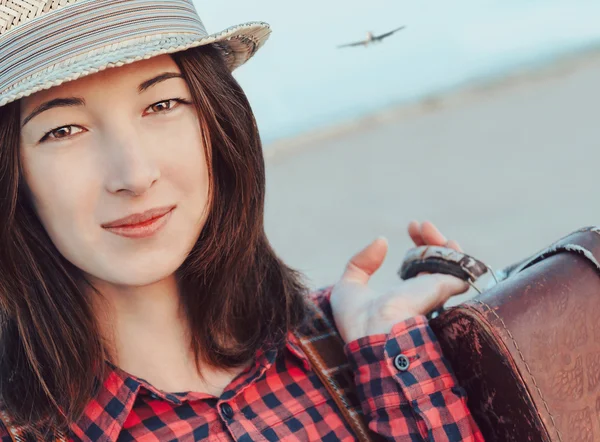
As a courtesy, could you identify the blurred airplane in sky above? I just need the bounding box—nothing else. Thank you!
[337,26,406,48]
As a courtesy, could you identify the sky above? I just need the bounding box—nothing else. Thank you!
[194,0,600,145]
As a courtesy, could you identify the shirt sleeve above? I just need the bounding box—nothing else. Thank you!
[344,315,485,441]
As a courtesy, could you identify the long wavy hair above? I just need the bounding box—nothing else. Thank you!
[0,44,308,433]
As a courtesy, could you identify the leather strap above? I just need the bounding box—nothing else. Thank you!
[293,301,373,442]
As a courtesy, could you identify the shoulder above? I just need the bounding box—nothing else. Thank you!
[0,409,16,442]
[305,285,334,317]
[0,410,64,442]
[297,285,341,337]
[0,405,42,442]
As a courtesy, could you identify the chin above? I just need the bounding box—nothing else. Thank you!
[91,254,185,287]
[111,269,176,287]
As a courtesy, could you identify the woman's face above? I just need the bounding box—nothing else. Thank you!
[19,55,210,287]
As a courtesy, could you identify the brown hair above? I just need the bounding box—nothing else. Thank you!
[0,44,308,433]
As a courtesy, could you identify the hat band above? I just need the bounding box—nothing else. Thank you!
[0,0,207,96]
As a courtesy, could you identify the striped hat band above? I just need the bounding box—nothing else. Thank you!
[0,0,271,107]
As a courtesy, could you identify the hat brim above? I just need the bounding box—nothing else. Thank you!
[0,22,271,107]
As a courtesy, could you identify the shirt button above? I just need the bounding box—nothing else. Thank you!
[394,354,410,371]
[149,393,159,400]
[220,403,234,419]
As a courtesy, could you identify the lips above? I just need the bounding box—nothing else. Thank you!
[102,205,176,228]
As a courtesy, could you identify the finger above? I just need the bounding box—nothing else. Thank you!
[407,220,425,246]
[420,221,448,246]
[417,274,469,313]
[342,236,389,284]
[426,273,469,312]
[445,239,463,253]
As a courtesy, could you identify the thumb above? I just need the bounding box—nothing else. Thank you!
[342,236,389,284]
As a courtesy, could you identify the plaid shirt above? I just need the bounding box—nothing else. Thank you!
[0,288,483,441]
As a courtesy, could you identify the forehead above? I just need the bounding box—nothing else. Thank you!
[22,54,181,107]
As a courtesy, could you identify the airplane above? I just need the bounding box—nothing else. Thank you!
[337,26,406,49]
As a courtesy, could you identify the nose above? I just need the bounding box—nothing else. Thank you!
[104,132,161,196]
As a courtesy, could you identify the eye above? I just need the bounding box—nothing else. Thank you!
[40,125,84,143]
[38,98,191,143]
[146,98,190,114]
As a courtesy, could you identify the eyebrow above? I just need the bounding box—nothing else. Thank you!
[21,72,184,128]
[21,97,84,128]
[138,72,183,93]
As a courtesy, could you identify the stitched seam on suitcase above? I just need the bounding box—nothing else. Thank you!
[474,299,563,442]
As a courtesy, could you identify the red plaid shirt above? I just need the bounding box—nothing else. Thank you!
[0,289,484,441]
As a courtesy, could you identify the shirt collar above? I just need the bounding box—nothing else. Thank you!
[70,365,141,442]
[71,335,310,442]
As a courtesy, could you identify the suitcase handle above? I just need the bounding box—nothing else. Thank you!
[399,227,600,318]
[398,246,489,283]
[398,246,491,318]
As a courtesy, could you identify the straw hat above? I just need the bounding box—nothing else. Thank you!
[0,0,271,107]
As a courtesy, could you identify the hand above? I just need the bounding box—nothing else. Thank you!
[330,221,468,344]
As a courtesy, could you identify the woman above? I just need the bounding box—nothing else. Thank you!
[0,1,483,441]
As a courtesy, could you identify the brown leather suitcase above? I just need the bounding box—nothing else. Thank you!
[401,227,600,442]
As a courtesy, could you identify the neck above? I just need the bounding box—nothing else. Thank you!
[88,275,245,396]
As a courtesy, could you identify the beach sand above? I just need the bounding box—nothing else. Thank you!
[263,49,600,303]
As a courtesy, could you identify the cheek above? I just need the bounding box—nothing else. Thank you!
[21,148,100,248]
[159,116,210,208]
